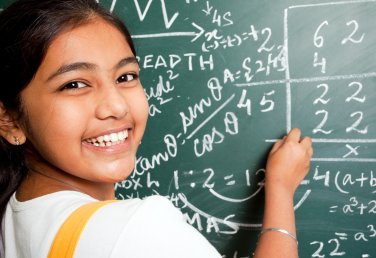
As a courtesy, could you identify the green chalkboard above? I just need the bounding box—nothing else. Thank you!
[2,0,375,257]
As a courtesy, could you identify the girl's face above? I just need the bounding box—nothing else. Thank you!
[20,18,148,184]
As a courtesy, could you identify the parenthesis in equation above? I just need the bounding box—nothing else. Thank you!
[335,171,349,194]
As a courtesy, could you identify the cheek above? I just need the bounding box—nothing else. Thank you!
[23,97,88,148]
[129,89,149,143]
[21,99,94,176]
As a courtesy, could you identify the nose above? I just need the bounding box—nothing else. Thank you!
[95,84,128,120]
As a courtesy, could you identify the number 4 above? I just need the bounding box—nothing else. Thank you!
[313,52,326,74]
[313,166,330,187]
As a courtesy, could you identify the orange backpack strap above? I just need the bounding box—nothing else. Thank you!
[48,200,117,258]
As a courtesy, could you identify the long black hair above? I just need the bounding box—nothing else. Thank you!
[0,0,136,253]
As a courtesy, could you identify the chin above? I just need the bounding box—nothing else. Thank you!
[104,166,134,182]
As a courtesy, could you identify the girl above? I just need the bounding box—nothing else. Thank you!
[0,0,313,257]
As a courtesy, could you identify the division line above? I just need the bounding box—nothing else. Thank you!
[284,8,292,133]
[265,138,376,143]
[235,72,376,87]
[312,158,376,162]
[186,94,236,140]
[289,0,376,10]
[132,32,197,39]
[266,139,376,162]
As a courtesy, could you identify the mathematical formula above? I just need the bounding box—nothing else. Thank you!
[101,0,376,257]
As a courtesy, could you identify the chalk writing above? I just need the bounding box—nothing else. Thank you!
[83,0,376,257]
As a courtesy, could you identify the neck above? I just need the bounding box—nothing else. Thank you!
[17,152,115,201]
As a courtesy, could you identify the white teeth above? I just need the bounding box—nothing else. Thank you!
[119,130,127,141]
[110,133,118,142]
[85,130,129,146]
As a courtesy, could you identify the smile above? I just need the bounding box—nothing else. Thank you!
[84,130,129,147]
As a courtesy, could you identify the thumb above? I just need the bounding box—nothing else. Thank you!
[269,137,285,154]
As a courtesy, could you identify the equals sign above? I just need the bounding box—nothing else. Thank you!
[224,175,236,186]
[335,232,348,240]
[329,206,338,213]
[362,255,370,258]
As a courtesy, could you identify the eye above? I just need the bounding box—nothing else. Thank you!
[61,81,87,91]
[116,73,138,84]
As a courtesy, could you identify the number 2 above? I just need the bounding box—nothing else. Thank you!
[311,241,325,258]
[341,20,365,45]
[203,168,215,189]
[314,83,330,105]
[313,110,333,134]
[258,28,274,53]
[346,111,368,134]
[346,81,365,103]
[328,239,345,256]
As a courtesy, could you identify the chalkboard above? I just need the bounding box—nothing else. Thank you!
[2,0,375,257]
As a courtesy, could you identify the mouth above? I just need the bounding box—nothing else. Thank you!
[83,129,129,147]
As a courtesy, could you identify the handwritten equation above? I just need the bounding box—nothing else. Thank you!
[97,0,376,257]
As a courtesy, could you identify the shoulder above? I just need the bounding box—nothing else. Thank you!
[77,195,181,239]
[83,195,178,223]
[75,195,180,257]
[75,195,221,258]
[93,195,182,227]
[4,191,97,257]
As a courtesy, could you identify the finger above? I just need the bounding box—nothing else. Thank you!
[270,139,284,153]
[301,137,314,157]
[308,146,314,157]
[285,128,301,142]
[300,136,312,148]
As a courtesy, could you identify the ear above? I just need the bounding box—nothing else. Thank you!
[0,102,26,145]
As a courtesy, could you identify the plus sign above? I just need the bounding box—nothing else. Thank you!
[355,172,368,187]
[357,202,368,215]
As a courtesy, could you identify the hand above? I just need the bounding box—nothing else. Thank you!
[265,128,313,196]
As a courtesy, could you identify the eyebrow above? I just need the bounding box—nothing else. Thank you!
[115,56,138,70]
[46,56,138,82]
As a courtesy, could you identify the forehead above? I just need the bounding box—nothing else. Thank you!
[37,18,133,76]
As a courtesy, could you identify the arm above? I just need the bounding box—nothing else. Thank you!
[253,128,313,258]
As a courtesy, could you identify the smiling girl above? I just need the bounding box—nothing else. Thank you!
[0,0,312,257]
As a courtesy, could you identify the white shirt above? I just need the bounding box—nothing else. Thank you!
[3,191,221,258]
